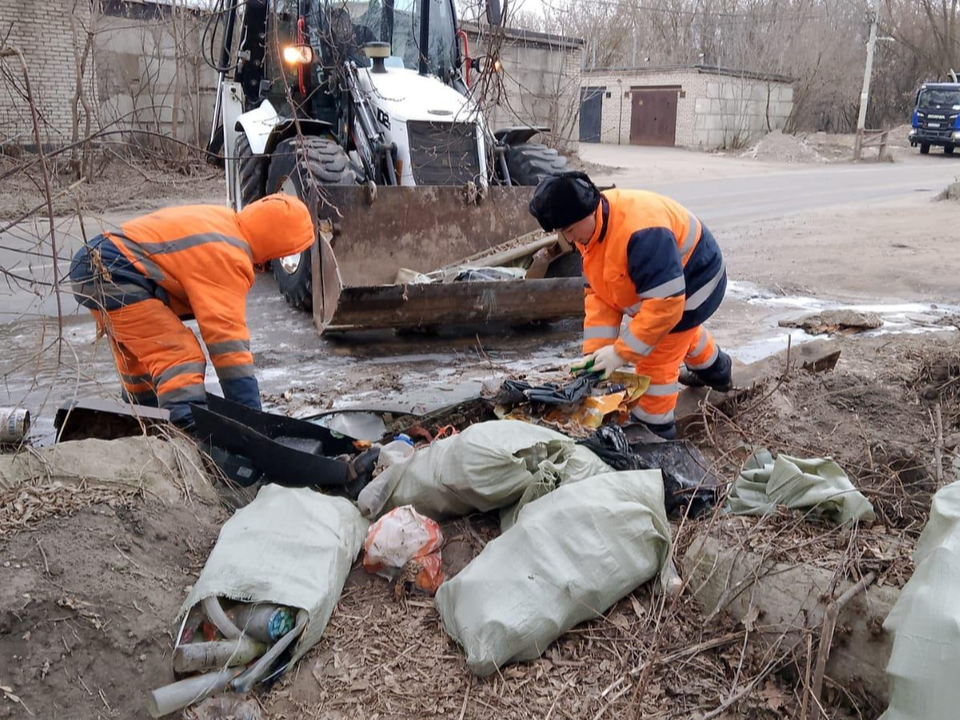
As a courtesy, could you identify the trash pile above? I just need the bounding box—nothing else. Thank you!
[489,369,649,434]
[5,341,944,719]
[151,485,368,717]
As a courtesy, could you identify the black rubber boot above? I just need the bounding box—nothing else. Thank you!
[679,349,733,392]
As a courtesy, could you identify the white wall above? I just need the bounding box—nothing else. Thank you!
[581,68,794,149]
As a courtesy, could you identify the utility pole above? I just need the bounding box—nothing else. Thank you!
[857,0,879,133]
[854,0,879,159]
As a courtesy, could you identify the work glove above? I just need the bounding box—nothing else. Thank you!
[570,344,626,380]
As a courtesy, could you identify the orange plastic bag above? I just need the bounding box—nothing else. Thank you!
[362,506,444,595]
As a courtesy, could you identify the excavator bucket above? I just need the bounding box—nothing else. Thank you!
[307,185,584,334]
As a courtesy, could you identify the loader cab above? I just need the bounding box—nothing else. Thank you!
[909,83,960,155]
[257,0,466,137]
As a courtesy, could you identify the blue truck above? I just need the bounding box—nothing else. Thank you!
[910,82,960,155]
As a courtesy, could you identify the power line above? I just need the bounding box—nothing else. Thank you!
[534,0,827,23]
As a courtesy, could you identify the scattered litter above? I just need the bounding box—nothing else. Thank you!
[183,696,262,720]
[193,394,369,497]
[435,469,671,676]
[0,407,30,444]
[161,485,368,716]
[727,449,876,525]
[492,374,601,406]
[578,426,721,518]
[395,265,526,284]
[357,420,610,525]
[363,505,444,596]
[882,480,960,720]
[780,309,883,335]
[311,411,387,441]
[491,370,650,434]
[374,434,414,475]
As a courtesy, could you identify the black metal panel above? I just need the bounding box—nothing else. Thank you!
[407,121,481,185]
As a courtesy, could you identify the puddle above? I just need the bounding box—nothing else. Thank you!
[725,281,958,363]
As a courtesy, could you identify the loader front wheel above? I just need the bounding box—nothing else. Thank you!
[505,142,569,186]
[236,133,266,208]
[267,136,356,311]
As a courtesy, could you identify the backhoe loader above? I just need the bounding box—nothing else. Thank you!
[208,0,584,333]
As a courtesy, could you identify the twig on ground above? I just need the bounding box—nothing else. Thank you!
[808,572,877,720]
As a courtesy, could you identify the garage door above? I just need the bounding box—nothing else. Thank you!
[629,87,679,147]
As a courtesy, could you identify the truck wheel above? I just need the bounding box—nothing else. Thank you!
[920,143,930,155]
[946,145,955,155]
[236,134,266,208]
[267,136,355,310]
[505,142,569,186]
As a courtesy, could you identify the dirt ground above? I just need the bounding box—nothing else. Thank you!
[1,145,958,719]
[0,155,224,221]
[1,329,956,720]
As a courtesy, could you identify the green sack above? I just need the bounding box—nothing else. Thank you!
[436,470,671,676]
[357,420,610,524]
[727,449,875,525]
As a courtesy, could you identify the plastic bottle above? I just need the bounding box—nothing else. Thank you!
[375,434,414,473]
[230,604,295,643]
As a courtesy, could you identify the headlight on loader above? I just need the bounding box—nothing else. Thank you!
[283,44,314,65]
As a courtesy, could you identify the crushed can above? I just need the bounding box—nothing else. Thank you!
[0,408,30,443]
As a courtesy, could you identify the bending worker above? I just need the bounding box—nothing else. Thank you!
[530,172,732,439]
[69,195,315,428]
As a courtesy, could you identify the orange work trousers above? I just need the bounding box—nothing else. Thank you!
[631,325,718,432]
[91,298,207,424]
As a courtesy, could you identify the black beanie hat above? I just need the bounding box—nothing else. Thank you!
[529,171,601,232]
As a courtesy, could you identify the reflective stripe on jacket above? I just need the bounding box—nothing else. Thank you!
[106,205,259,387]
[580,189,726,361]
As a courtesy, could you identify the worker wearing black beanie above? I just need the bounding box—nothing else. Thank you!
[529,171,732,440]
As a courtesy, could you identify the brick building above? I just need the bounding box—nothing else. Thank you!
[0,0,99,147]
[580,65,793,149]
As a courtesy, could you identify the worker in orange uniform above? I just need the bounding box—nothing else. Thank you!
[69,195,315,429]
[529,172,732,439]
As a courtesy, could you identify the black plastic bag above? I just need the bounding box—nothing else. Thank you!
[491,374,601,407]
[578,425,720,519]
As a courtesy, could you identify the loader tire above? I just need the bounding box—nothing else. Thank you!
[236,134,266,208]
[505,142,569,186]
[267,136,356,311]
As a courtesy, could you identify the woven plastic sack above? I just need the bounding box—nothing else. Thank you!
[881,481,960,720]
[728,449,875,525]
[179,484,368,664]
[357,420,609,522]
[435,470,671,676]
[363,505,444,595]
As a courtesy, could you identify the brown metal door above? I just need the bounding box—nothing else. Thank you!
[630,89,679,146]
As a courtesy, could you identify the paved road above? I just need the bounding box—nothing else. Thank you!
[581,143,960,229]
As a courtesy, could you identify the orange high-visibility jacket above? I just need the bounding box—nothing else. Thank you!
[580,189,726,362]
[106,199,313,384]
